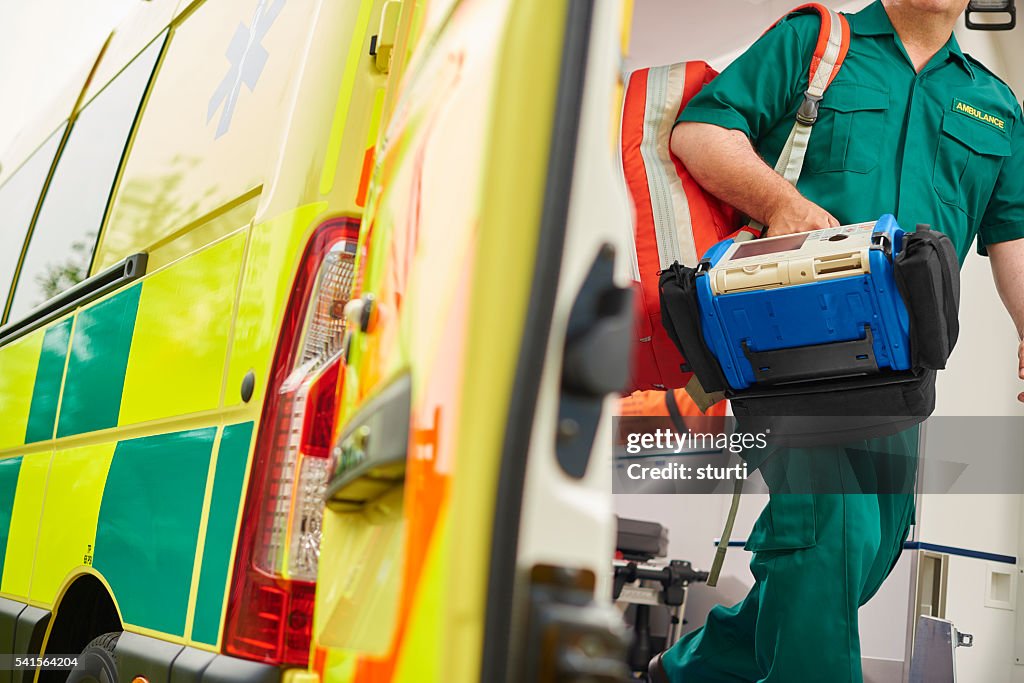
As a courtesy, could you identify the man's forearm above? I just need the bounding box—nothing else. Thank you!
[989,239,1024,338]
[988,239,1024,402]
[670,122,837,234]
[670,122,795,224]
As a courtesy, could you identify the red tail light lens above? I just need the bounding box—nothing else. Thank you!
[301,359,341,459]
[224,217,359,667]
[224,570,317,665]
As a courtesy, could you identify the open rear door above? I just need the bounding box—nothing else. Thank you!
[476,1,635,681]
[313,0,632,681]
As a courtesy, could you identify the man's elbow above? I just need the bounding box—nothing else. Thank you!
[671,121,727,169]
[670,121,699,165]
[988,238,1024,287]
[987,237,1024,262]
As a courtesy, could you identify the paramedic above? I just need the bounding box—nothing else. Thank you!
[653,0,1024,681]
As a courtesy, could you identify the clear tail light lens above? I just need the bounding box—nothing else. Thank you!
[224,218,359,667]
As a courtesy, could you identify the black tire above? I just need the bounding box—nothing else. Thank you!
[66,632,121,683]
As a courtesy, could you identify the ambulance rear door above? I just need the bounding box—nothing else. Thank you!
[477,1,635,680]
[312,0,634,681]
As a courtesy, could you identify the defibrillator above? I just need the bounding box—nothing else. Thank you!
[692,216,909,393]
[692,215,912,391]
[660,212,960,445]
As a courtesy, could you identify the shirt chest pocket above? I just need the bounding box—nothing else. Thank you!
[933,110,1011,216]
[813,84,889,174]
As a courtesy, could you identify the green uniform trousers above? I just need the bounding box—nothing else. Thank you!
[661,429,919,682]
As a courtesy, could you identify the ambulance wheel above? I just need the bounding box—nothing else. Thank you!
[66,632,121,683]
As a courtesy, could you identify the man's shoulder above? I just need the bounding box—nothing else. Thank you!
[964,53,1009,86]
[964,53,1022,111]
[774,9,828,35]
[754,10,823,54]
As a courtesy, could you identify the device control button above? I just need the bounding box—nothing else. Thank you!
[742,265,761,273]
[828,234,849,241]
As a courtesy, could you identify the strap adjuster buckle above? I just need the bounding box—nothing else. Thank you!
[870,232,892,258]
[796,92,823,126]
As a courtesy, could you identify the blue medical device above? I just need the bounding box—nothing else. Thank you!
[694,214,911,390]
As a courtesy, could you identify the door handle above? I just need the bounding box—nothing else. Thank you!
[0,253,148,346]
[325,373,410,513]
[556,245,633,478]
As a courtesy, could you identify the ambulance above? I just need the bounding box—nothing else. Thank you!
[0,0,1020,682]
[0,0,630,679]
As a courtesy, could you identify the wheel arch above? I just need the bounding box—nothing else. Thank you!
[38,571,123,682]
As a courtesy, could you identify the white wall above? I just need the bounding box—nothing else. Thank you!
[625,0,872,72]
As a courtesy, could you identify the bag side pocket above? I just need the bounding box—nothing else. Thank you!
[894,229,961,369]
[658,263,729,394]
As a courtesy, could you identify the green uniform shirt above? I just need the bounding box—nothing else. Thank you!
[677,0,1024,261]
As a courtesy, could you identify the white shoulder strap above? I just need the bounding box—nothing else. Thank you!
[748,7,849,236]
[775,6,847,184]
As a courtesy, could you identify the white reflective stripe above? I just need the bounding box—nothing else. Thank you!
[640,64,696,269]
[638,66,678,269]
[808,8,844,97]
[662,64,700,267]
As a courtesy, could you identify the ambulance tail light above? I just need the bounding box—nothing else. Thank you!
[224,217,359,667]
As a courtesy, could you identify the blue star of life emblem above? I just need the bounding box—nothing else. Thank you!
[207,0,286,138]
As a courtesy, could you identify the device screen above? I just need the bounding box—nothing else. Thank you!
[730,233,808,260]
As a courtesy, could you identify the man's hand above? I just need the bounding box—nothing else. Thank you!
[671,122,838,237]
[763,195,840,237]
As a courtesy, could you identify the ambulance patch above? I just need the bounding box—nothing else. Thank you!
[952,98,1006,131]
